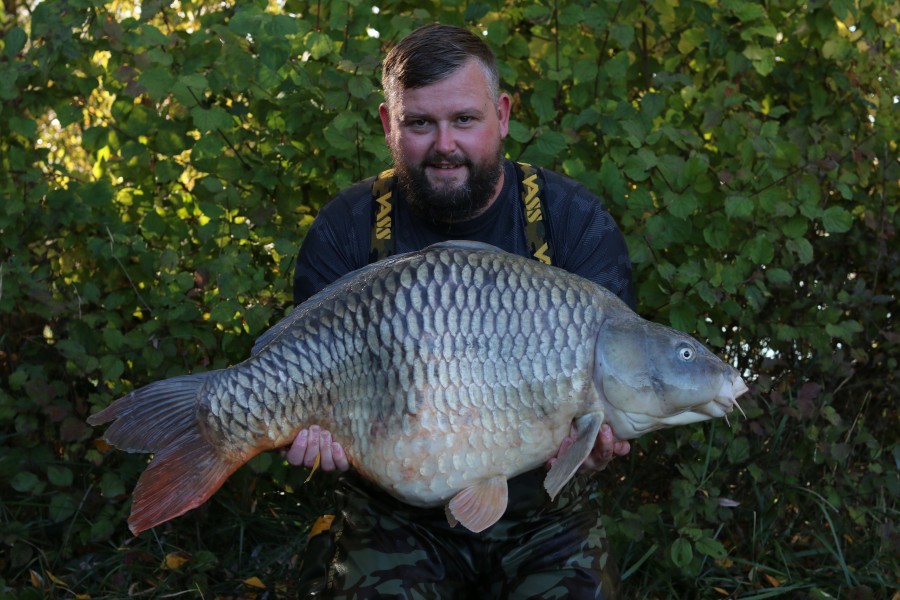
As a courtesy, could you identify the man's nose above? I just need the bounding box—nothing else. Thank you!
[434,124,456,154]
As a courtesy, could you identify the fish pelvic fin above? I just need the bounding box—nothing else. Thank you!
[544,412,604,500]
[446,475,509,533]
[88,372,246,535]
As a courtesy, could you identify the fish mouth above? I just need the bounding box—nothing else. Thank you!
[710,374,749,418]
[689,374,749,428]
[614,374,750,436]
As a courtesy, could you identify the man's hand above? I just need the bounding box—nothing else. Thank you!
[548,423,630,473]
[285,425,350,472]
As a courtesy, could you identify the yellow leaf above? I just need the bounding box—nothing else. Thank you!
[244,576,266,589]
[309,514,335,538]
[163,552,191,570]
[30,569,43,588]
[304,452,321,483]
[763,573,782,588]
[46,570,68,587]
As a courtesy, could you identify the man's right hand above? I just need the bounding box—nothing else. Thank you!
[285,425,350,472]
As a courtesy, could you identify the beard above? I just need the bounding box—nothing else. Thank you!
[392,146,504,225]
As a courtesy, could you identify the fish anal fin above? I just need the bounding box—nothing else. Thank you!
[446,475,508,533]
[128,431,249,535]
[544,412,604,500]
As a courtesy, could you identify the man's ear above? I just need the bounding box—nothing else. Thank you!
[496,92,511,139]
[379,103,392,145]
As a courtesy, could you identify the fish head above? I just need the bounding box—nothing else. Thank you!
[593,317,749,439]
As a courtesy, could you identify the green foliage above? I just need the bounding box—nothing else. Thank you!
[1,0,897,597]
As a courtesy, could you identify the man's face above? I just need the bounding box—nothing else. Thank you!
[379,59,511,223]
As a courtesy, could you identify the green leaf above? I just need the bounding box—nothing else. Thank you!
[825,320,863,341]
[678,28,706,54]
[745,235,774,264]
[138,24,169,47]
[464,2,489,21]
[781,216,808,239]
[601,51,630,82]
[139,67,175,101]
[822,206,853,233]
[725,195,753,219]
[249,451,273,474]
[531,82,558,123]
[8,116,37,139]
[8,368,28,389]
[11,472,40,493]
[266,14,301,37]
[47,465,73,487]
[100,355,125,381]
[703,216,731,250]
[178,73,208,92]
[347,75,373,99]
[670,538,694,568]
[743,45,775,75]
[787,238,814,264]
[191,106,232,131]
[100,472,125,498]
[611,23,635,48]
[305,31,334,59]
[49,493,78,523]
[765,268,792,285]
[4,26,27,57]
[695,536,728,559]
[532,130,567,158]
[667,193,698,219]
[669,303,697,333]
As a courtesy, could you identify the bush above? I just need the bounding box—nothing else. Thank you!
[1,1,897,597]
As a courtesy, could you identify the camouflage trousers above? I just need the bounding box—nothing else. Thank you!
[297,469,619,599]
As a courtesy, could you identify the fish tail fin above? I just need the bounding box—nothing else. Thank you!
[127,429,251,535]
[88,373,251,535]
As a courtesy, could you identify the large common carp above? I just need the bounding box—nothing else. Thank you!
[89,241,748,535]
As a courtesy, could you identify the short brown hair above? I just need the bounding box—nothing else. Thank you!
[382,23,500,107]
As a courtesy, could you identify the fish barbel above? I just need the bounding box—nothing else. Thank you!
[88,241,749,534]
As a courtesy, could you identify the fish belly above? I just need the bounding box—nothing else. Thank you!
[354,379,583,507]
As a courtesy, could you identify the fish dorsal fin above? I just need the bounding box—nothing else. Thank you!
[446,475,509,533]
[252,242,507,356]
[544,412,605,500]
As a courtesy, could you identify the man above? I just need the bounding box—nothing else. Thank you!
[287,23,634,599]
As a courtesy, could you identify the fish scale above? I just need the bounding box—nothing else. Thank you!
[88,241,748,535]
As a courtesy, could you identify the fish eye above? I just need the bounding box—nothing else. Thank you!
[677,345,695,361]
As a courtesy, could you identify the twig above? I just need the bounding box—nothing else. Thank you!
[106,226,151,314]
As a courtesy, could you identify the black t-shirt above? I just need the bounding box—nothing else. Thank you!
[293,159,635,308]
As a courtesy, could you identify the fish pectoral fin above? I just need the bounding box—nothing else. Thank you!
[446,475,509,533]
[544,412,604,500]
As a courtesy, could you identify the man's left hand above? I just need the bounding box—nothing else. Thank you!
[548,423,630,473]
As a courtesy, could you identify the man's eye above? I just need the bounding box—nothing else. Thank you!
[457,116,472,124]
